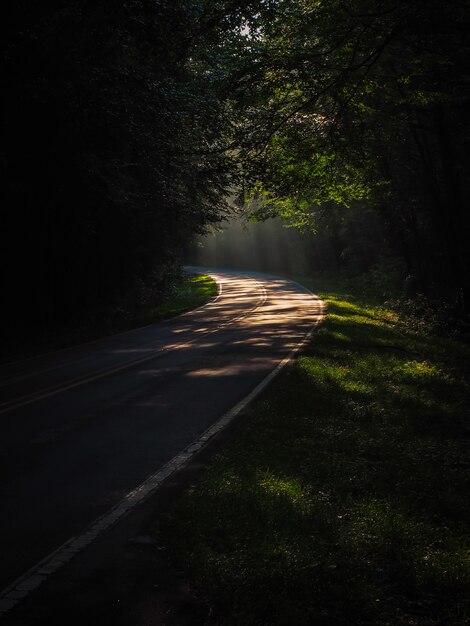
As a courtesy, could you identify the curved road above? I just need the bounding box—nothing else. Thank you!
[0,268,324,606]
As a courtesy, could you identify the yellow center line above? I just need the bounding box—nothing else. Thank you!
[0,279,268,415]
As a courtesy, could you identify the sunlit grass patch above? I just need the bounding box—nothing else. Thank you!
[401,360,442,380]
[162,273,470,625]
[150,273,217,319]
[256,472,314,514]
[298,356,376,396]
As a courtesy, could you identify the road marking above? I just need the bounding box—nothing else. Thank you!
[0,272,223,390]
[0,268,222,379]
[0,277,264,415]
[0,279,324,619]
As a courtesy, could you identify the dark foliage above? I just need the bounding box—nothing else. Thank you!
[2,1,232,335]
[228,0,470,311]
[2,0,469,346]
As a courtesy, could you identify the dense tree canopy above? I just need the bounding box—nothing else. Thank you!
[228,0,470,308]
[2,0,235,330]
[2,0,469,341]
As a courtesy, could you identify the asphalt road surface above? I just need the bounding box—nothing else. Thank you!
[0,268,324,597]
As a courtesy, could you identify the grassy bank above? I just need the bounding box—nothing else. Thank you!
[145,273,217,322]
[163,274,470,625]
[2,273,217,363]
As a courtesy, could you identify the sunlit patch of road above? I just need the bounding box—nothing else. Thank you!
[0,268,324,618]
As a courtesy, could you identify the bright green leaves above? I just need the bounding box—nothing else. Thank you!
[246,128,373,229]
[227,0,470,307]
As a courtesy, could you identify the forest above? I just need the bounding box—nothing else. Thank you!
[3,0,470,341]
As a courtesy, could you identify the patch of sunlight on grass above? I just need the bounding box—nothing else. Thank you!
[154,273,217,319]
[377,309,400,324]
[342,379,375,394]
[327,298,365,315]
[298,356,348,384]
[328,331,350,341]
[327,312,395,330]
[258,472,311,511]
[327,296,387,319]
[189,273,218,297]
[298,355,376,395]
[401,360,442,379]
[325,313,352,324]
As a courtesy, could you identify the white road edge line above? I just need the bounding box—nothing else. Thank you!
[0,286,325,619]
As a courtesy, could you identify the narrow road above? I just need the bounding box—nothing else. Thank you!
[0,268,324,601]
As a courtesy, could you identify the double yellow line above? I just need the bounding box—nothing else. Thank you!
[0,278,268,415]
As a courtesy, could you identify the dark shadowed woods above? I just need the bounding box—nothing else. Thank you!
[2,0,470,349]
[2,1,232,342]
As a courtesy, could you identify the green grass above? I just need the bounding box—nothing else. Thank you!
[162,273,470,625]
[147,273,218,321]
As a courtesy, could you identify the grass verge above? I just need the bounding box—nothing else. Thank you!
[162,273,470,625]
[148,273,218,322]
[2,273,217,363]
